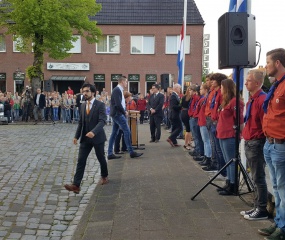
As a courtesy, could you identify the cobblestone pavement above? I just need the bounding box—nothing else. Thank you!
[0,122,110,240]
[0,122,273,240]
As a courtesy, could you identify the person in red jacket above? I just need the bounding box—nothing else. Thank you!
[216,79,244,195]
[195,83,212,163]
[137,94,147,124]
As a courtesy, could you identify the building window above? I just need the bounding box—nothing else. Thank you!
[13,36,24,52]
[68,35,81,53]
[96,35,120,53]
[0,34,6,52]
[165,35,191,54]
[131,36,154,54]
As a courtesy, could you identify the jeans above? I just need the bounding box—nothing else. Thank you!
[53,107,59,121]
[65,109,71,123]
[73,141,108,187]
[264,140,285,230]
[108,114,134,156]
[210,122,226,176]
[13,109,19,121]
[114,129,127,152]
[219,138,236,184]
[245,139,267,210]
[189,117,204,155]
[200,126,211,158]
[74,107,79,121]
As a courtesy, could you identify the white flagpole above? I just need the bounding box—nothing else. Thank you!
[240,0,251,168]
[181,0,187,92]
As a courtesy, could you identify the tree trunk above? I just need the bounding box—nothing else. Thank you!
[31,32,44,96]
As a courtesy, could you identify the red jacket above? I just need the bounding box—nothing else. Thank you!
[137,99,147,111]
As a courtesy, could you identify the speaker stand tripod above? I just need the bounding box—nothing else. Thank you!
[191,66,254,200]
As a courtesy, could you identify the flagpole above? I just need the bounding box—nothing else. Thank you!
[181,0,187,92]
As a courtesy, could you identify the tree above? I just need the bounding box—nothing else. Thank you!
[0,0,102,95]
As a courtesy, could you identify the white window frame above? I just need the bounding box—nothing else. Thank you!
[96,35,120,54]
[165,35,191,54]
[67,35,81,53]
[131,35,155,54]
[13,36,24,52]
[0,34,6,52]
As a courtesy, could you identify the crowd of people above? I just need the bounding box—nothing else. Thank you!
[146,48,285,240]
[2,48,285,240]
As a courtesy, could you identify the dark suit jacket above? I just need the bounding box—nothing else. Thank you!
[75,99,107,144]
[110,86,125,117]
[169,92,181,120]
[148,92,164,117]
[76,94,85,108]
[34,94,46,109]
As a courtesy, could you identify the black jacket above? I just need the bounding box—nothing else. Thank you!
[75,99,107,144]
[148,92,164,117]
[110,86,125,117]
[34,94,46,109]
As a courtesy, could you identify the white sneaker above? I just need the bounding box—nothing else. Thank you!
[240,208,255,216]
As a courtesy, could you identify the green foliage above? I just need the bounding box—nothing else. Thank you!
[0,0,102,94]
[0,0,102,59]
[26,65,42,81]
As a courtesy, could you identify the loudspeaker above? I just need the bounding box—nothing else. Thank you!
[161,74,169,90]
[44,79,52,92]
[218,12,256,69]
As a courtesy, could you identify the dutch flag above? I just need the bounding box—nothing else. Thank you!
[177,23,185,86]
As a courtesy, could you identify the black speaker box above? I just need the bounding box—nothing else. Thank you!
[218,12,256,69]
[44,79,52,92]
[161,74,169,90]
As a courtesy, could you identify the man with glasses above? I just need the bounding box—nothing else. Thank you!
[148,84,164,143]
[64,83,109,194]
[107,76,143,159]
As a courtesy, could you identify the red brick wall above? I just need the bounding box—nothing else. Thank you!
[0,24,203,94]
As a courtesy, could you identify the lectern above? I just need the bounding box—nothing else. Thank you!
[128,110,145,149]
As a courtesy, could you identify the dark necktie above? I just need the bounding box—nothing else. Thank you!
[263,75,285,113]
[210,91,218,109]
[244,91,266,123]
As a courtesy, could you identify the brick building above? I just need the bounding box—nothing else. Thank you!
[0,0,204,95]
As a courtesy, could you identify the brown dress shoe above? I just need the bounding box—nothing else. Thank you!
[64,184,80,194]
[100,177,109,185]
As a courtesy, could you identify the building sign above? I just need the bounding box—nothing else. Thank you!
[128,74,140,82]
[146,74,157,82]
[13,72,25,80]
[47,62,90,71]
[94,74,105,81]
[184,75,192,87]
[203,34,210,75]
[111,74,122,81]
[0,73,6,80]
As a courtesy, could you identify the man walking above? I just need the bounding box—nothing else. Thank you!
[64,83,109,194]
[148,84,164,143]
[258,48,285,240]
[107,76,143,159]
[241,69,268,220]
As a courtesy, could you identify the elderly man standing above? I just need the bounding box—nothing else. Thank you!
[33,88,46,124]
[167,83,182,147]
[258,48,285,240]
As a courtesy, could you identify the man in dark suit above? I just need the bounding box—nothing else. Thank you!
[33,88,46,124]
[148,84,164,142]
[107,76,143,159]
[76,88,85,111]
[167,83,182,146]
[64,83,109,194]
